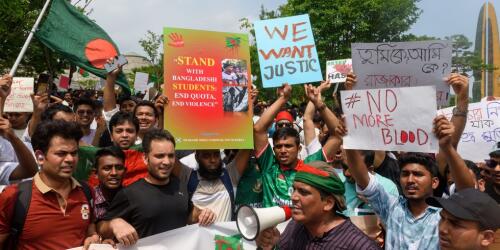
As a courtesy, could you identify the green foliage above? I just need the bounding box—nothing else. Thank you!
[0,0,94,79]
[136,30,164,90]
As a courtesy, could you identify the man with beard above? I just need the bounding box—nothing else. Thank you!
[178,149,250,222]
[97,129,215,246]
[343,115,475,249]
[253,83,340,207]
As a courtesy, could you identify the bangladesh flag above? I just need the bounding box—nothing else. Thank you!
[78,67,89,77]
[35,0,130,93]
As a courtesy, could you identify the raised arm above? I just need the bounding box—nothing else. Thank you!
[436,73,469,175]
[337,121,370,189]
[27,93,49,137]
[0,117,38,181]
[304,84,339,160]
[0,74,13,117]
[434,115,474,190]
[103,61,121,112]
[303,80,331,147]
[253,84,291,152]
[154,94,168,129]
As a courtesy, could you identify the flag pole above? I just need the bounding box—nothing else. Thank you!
[9,0,52,76]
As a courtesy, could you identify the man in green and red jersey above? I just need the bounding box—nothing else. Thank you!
[253,83,340,207]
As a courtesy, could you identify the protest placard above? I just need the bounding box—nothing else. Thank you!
[4,77,34,112]
[59,75,69,89]
[254,14,322,88]
[341,86,438,153]
[163,27,254,149]
[326,59,352,83]
[134,72,149,92]
[351,40,452,106]
[437,100,500,162]
[69,221,289,250]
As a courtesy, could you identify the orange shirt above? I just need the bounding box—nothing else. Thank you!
[0,173,93,250]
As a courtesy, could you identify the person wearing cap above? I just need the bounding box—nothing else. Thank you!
[481,142,500,203]
[426,188,500,250]
[342,114,475,250]
[256,161,380,249]
[253,83,341,208]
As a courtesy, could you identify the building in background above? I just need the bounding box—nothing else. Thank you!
[474,2,500,101]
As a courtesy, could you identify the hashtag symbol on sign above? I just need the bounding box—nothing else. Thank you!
[345,93,361,109]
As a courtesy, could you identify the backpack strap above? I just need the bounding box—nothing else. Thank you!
[187,170,199,199]
[79,181,93,207]
[219,168,236,221]
[8,180,33,249]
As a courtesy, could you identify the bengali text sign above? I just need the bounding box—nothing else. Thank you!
[326,59,352,83]
[254,14,322,88]
[352,40,452,105]
[437,101,500,162]
[341,86,438,153]
[4,77,34,112]
[163,27,254,149]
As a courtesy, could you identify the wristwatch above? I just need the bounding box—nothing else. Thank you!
[452,107,468,117]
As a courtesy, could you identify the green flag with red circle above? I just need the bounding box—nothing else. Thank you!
[35,0,130,93]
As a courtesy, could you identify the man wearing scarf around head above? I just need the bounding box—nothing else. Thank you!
[256,161,380,249]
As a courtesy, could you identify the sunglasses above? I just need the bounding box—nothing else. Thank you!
[485,159,499,168]
[276,122,292,128]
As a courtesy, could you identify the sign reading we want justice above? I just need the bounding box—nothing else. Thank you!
[254,14,322,88]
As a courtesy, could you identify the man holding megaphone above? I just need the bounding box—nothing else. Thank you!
[255,161,380,249]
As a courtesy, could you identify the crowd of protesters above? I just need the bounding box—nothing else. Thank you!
[0,65,498,250]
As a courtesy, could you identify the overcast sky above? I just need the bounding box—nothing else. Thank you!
[87,0,497,56]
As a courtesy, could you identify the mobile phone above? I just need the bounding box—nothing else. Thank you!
[104,55,128,73]
[36,73,50,95]
[36,82,49,95]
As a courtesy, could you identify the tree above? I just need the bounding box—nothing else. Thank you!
[240,0,422,106]
[137,30,164,90]
[0,0,94,79]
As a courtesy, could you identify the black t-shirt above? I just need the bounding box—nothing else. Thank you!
[485,183,500,204]
[374,154,402,194]
[102,177,190,238]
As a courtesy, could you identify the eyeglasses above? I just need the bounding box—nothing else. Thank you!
[276,122,292,128]
[485,159,499,168]
[77,110,94,115]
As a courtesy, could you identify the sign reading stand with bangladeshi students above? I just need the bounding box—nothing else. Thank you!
[254,14,322,88]
[163,27,254,149]
[438,100,500,162]
[351,40,452,106]
[341,86,438,153]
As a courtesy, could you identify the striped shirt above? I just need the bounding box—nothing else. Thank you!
[278,219,380,250]
[357,173,441,250]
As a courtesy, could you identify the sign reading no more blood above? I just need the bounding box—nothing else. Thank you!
[341,86,438,153]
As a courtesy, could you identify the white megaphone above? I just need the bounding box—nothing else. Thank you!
[236,205,292,241]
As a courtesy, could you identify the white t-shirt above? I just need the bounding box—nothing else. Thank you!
[179,161,240,222]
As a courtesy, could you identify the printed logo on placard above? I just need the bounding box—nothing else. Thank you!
[81,204,90,220]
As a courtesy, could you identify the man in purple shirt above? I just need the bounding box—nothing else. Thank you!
[256,161,379,250]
